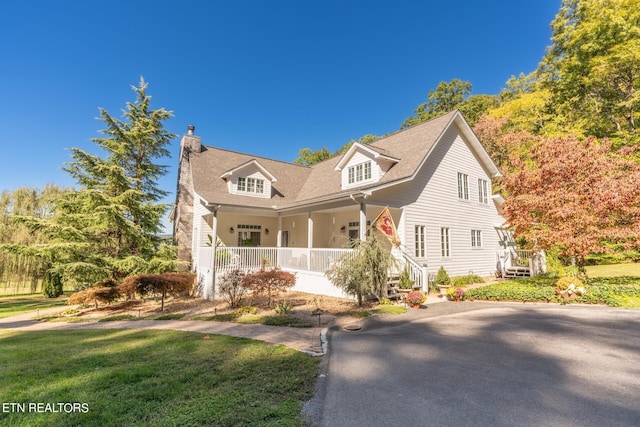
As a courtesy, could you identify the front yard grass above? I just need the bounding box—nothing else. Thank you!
[464,275,640,308]
[0,329,320,427]
[584,262,640,277]
[0,295,68,319]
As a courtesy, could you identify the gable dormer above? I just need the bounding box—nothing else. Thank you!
[220,159,277,198]
[334,143,399,189]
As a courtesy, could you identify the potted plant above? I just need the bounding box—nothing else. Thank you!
[406,290,427,308]
[435,266,452,298]
[446,286,465,302]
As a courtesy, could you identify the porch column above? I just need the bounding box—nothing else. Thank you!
[276,216,282,248]
[307,212,313,270]
[207,207,219,301]
[359,200,367,241]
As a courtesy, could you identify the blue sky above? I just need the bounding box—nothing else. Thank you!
[0,1,561,229]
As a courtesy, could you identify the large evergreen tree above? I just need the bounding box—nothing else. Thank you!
[1,79,179,289]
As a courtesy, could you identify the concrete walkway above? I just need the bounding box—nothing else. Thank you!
[0,308,327,356]
[0,290,449,356]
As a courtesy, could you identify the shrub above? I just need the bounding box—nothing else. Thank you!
[398,269,414,289]
[274,300,293,315]
[434,267,452,287]
[452,274,485,286]
[42,271,64,298]
[68,279,121,309]
[244,268,296,307]
[556,276,585,290]
[218,270,249,308]
[236,305,257,316]
[119,272,195,312]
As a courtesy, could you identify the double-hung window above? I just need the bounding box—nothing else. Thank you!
[440,227,450,257]
[478,179,489,204]
[457,173,469,200]
[471,230,482,247]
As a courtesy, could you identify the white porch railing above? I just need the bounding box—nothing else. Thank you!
[496,249,546,277]
[198,246,430,295]
[210,247,354,275]
[400,251,428,291]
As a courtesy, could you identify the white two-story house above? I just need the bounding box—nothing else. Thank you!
[171,111,532,299]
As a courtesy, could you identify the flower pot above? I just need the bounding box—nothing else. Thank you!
[412,303,420,309]
[438,285,450,298]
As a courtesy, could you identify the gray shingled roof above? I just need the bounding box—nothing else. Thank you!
[190,110,488,209]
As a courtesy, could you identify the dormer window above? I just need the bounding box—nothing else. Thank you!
[237,177,264,194]
[348,161,372,184]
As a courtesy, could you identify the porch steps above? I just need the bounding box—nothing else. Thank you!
[386,277,403,300]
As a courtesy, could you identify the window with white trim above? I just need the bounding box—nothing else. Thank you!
[237,177,264,194]
[415,225,426,257]
[440,227,450,257]
[471,230,482,247]
[348,161,372,184]
[457,173,469,200]
[478,179,489,204]
[237,224,261,246]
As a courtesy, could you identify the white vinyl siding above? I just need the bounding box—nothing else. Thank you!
[376,125,505,277]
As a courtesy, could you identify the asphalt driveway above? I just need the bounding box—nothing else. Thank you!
[305,302,640,427]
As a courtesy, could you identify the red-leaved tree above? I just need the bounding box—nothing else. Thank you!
[502,134,640,271]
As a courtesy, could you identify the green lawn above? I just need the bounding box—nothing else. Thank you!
[0,295,68,319]
[0,329,320,427]
[585,262,640,277]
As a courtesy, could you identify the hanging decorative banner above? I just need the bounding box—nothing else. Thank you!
[372,207,401,248]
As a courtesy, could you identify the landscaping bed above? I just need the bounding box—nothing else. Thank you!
[463,275,640,308]
[39,290,399,327]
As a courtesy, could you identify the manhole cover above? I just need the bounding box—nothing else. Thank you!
[343,323,362,331]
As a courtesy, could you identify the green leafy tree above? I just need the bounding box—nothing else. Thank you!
[540,0,640,145]
[294,147,333,166]
[294,134,381,166]
[402,79,472,128]
[458,94,500,126]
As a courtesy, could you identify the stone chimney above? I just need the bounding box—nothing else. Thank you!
[180,124,201,155]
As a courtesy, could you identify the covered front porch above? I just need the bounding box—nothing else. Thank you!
[192,198,428,299]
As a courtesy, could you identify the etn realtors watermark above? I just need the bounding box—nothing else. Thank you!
[2,402,89,413]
